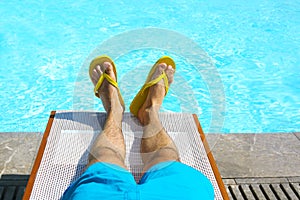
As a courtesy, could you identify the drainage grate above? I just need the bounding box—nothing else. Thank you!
[227,183,300,200]
[0,175,29,200]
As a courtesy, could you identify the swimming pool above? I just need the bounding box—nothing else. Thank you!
[1,0,299,133]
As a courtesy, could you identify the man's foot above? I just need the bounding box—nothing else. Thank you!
[137,63,175,125]
[91,62,124,114]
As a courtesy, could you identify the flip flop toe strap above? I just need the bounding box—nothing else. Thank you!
[141,72,169,95]
[94,73,118,97]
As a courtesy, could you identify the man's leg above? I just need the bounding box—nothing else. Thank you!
[137,63,179,172]
[87,61,126,169]
[134,63,215,200]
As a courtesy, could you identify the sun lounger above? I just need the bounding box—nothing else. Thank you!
[23,111,228,200]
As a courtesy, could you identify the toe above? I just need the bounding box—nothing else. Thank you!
[102,62,110,71]
[103,62,116,80]
[95,65,102,74]
[165,65,175,83]
[151,63,167,81]
[157,63,167,71]
[102,62,112,72]
[91,71,98,83]
[91,66,102,85]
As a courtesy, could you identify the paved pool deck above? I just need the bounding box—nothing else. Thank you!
[1,132,300,199]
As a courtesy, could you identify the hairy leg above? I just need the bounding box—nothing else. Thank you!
[138,63,179,172]
[87,62,126,169]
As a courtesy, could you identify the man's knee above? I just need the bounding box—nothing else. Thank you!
[142,146,179,165]
[89,146,125,164]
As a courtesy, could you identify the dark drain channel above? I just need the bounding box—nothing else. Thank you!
[227,183,300,200]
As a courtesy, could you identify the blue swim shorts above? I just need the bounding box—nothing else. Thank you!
[62,161,214,200]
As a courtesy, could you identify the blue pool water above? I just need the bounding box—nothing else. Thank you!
[0,0,299,133]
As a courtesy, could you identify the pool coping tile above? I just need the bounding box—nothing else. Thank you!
[0,132,42,175]
[206,133,300,179]
[294,132,300,141]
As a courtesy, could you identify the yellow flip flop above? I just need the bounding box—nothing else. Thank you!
[89,55,125,110]
[129,56,176,116]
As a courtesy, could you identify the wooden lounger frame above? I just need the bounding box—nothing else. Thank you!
[193,114,229,199]
[23,111,56,200]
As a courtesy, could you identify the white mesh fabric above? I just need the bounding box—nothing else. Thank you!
[29,111,223,200]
